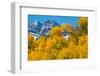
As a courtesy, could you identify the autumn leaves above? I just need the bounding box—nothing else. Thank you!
[28,17,88,60]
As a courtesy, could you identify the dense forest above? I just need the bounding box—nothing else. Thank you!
[28,17,88,60]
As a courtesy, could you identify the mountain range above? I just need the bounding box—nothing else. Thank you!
[28,20,69,40]
[28,20,59,36]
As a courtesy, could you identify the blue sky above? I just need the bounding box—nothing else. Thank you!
[28,15,80,27]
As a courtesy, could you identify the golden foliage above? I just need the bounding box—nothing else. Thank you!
[49,26,62,36]
[28,33,34,42]
[78,17,88,26]
[60,23,68,32]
